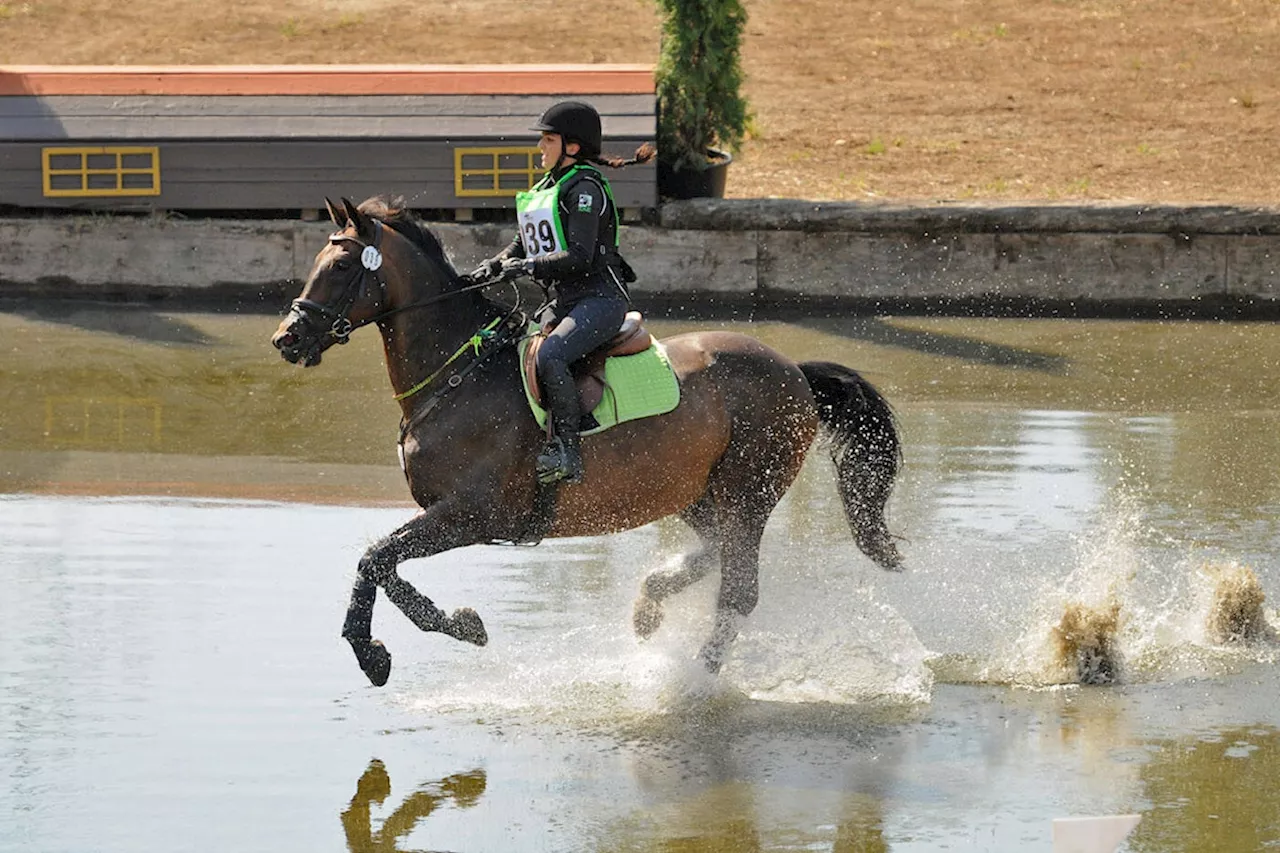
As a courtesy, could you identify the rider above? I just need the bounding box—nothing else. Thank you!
[470,100,654,486]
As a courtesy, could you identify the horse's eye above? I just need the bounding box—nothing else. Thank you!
[335,258,352,272]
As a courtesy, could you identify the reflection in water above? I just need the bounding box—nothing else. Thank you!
[597,699,901,852]
[1131,726,1280,853]
[341,760,486,853]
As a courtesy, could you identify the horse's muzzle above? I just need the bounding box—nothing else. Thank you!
[271,319,324,366]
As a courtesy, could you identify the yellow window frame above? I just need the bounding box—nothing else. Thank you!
[454,146,541,198]
[42,146,161,198]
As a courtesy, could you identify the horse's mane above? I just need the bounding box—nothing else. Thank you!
[356,195,516,319]
[357,196,460,280]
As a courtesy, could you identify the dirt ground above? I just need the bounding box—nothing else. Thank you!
[2,0,1277,204]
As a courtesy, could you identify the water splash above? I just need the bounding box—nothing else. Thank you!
[1197,561,1277,645]
[724,588,934,705]
[1123,557,1279,682]
[1050,599,1124,685]
[994,495,1142,686]
[399,568,932,726]
[935,497,1279,688]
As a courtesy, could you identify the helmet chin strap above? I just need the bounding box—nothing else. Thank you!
[551,138,580,173]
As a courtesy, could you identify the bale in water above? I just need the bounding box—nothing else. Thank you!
[1051,600,1123,685]
[1203,563,1276,645]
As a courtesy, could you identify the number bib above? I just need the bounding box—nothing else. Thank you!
[514,182,566,259]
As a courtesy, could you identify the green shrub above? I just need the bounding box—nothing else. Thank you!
[654,0,750,172]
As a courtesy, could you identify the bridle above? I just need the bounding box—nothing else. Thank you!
[285,218,500,346]
[286,220,389,346]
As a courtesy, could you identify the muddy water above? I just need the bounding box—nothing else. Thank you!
[2,303,1279,852]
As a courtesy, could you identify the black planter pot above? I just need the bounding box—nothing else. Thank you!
[656,149,733,200]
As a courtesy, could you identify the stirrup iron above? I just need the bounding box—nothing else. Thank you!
[535,435,583,485]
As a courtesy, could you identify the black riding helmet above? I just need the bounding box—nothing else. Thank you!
[531,101,602,159]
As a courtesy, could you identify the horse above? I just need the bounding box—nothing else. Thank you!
[271,196,903,687]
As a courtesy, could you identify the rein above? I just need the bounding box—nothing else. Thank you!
[289,220,499,345]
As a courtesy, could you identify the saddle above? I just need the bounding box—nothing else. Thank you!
[522,310,653,414]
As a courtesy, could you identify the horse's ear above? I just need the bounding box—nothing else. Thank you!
[324,197,345,228]
[341,197,372,240]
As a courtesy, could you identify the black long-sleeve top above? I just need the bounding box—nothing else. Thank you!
[495,163,627,307]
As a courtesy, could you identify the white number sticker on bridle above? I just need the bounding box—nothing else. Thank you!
[361,245,383,271]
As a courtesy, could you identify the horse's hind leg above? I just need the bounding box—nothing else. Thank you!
[342,506,488,686]
[633,495,720,639]
[697,508,766,673]
[693,393,809,672]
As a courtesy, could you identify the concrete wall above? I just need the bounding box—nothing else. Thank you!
[2,199,1278,315]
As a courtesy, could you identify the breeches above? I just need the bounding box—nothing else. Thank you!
[535,296,629,379]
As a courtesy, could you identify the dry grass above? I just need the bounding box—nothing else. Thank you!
[3,0,1278,203]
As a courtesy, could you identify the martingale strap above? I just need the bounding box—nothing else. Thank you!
[393,316,504,402]
[395,315,523,446]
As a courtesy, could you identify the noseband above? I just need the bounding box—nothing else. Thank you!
[287,221,388,345]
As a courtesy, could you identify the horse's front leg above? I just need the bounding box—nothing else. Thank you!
[342,574,392,686]
[341,505,487,687]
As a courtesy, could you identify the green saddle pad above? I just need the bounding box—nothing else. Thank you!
[518,334,681,436]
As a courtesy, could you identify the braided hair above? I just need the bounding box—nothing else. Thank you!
[583,143,657,170]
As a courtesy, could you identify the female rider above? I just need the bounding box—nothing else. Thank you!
[470,101,653,486]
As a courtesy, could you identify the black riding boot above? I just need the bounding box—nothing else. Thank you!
[536,358,585,485]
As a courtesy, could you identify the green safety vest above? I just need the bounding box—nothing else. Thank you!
[514,164,619,260]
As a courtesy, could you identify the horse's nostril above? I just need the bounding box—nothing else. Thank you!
[276,332,297,349]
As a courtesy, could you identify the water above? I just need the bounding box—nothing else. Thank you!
[2,303,1280,851]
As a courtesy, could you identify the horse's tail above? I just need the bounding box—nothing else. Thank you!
[800,361,903,570]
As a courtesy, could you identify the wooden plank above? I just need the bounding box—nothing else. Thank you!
[0,94,656,119]
[2,114,656,142]
[2,138,660,169]
[0,65,654,97]
[0,178,655,210]
[0,183,656,210]
[0,180,653,210]
[150,139,655,173]
[0,139,657,178]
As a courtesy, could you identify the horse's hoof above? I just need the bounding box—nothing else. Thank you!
[448,607,488,646]
[862,533,904,571]
[351,639,392,687]
[633,595,664,639]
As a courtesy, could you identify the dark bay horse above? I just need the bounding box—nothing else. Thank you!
[271,197,903,687]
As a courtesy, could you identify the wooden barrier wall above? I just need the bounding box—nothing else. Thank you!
[0,65,657,214]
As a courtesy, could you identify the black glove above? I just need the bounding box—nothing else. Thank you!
[465,258,502,283]
[500,257,533,280]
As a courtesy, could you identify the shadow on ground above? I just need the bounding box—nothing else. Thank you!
[0,300,217,346]
[795,316,1068,374]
